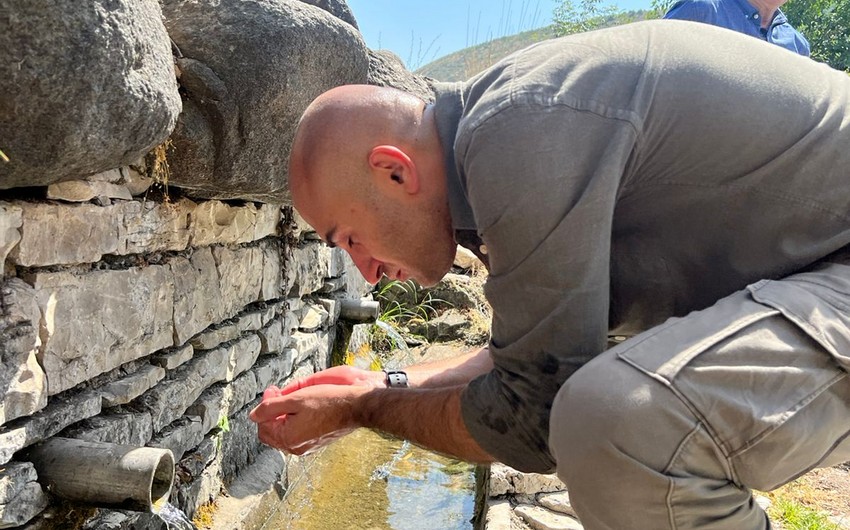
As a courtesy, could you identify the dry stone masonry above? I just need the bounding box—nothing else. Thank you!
[0,0,435,527]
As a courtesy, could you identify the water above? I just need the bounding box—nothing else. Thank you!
[373,320,416,368]
[154,501,197,530]
[262,429,476,530]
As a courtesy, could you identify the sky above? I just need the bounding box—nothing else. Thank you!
[345,0,654,70]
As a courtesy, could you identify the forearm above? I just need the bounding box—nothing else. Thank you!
[403,347,493,388]
[354,385,494,463]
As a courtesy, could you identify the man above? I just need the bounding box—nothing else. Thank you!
[664,0,810,55]
[250,20,850,529]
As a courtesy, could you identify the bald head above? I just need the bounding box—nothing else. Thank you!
[289,84,428,197]
[286,84,457,287]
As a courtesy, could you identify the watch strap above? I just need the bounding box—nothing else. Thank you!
[384,370,409,388]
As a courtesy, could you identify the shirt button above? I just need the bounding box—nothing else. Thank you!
[479,245,488,255]
[753,13,759,19]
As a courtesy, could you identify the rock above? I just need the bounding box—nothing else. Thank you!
[190,322,240,351]
[46,181,133,203]
[516,504,585,530]
[538,491,578,517]
[134,346,229,432]
[152,344,195,371]
[0,204,22,270]
[409,310,469,342]
[253,352,295,392]
[160,0,369,202]
[0,463,49,529]
[171,248,225,346]
[258,319,289,354]
[484,499,516,530]
[0,389,101,465]
[286,242,349,297]
[172,242,280,346]
[187,370,259,435]
[189,202,280,247]
[489,464,567,496]
[149,416,204,461]
[62,410,153,446]
[10,199,192,267]
[454,245,483,270]
[0,279,47,426]
[29,266,174,395]
[100,364,166,408]
[226,334,263,382]
[298,0,358,28]
[367,48,436,102]
[119,166,154,197]
[299,304,329,332]
[0,0,180,189]
[291,332,322,365]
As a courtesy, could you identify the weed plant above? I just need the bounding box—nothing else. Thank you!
[770,497,841,530]
[371,279,445,353]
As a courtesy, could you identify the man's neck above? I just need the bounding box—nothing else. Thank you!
[747,0,784,27]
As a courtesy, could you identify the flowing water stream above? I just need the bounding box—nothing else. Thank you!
[261,428,476,529]
[261,339,477,529]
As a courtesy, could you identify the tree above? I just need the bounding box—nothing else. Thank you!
[783,0,850,71]
[553,0,625,35]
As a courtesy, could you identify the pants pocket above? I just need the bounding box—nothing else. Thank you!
[617,280,850,490]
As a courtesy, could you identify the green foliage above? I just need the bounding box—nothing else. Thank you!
[375,279,441,326]
[370,280,445,352]
[553,0,625,35]
[217,414,230,433]
[770,497,841,530]
[647,0,678,18]
[784,0,850,71]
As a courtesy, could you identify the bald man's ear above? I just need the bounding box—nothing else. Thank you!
[368,145,420,195]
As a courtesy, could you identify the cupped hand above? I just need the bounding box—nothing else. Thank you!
[249,383,371,455]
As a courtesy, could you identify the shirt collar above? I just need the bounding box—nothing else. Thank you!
[432,82,478,232]
[734,0,784,26]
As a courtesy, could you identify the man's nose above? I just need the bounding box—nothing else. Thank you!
[348,249,382,284]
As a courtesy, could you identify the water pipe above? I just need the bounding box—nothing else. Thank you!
[339,298,380,323]
[25,437,175,512]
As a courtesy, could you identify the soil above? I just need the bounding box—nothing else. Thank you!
[766,464,850,524]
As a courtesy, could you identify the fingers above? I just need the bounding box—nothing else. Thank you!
[249,396,292,423]
[262,385,281,400]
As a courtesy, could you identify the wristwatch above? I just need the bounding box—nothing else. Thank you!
[384,370,409,388]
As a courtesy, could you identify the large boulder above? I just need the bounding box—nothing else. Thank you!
[0,0,181,188]
[367,49,436,103]
[160,0,370,203]
[299,0,359,28]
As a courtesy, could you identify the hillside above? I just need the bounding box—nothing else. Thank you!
[415,10,654,82]
[415,25,558,82]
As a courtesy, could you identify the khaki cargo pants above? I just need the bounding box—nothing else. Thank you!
[549,261,850,529]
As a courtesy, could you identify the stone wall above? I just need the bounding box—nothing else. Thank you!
[0,1,433,527]
[0,166,368,529]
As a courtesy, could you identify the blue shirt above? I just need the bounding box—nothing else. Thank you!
[664,0,810,56]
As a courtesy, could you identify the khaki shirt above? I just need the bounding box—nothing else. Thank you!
[433,20,850,472]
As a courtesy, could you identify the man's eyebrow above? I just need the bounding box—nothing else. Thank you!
[324,226,337,248]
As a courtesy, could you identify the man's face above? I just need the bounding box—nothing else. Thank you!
[292,173,455,287]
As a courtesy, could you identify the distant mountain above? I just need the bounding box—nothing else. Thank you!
[415,10,654,82]
[415,25,558,82]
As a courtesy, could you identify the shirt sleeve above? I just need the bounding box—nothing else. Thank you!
[664,0,719,23]
[456,103,638,472]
